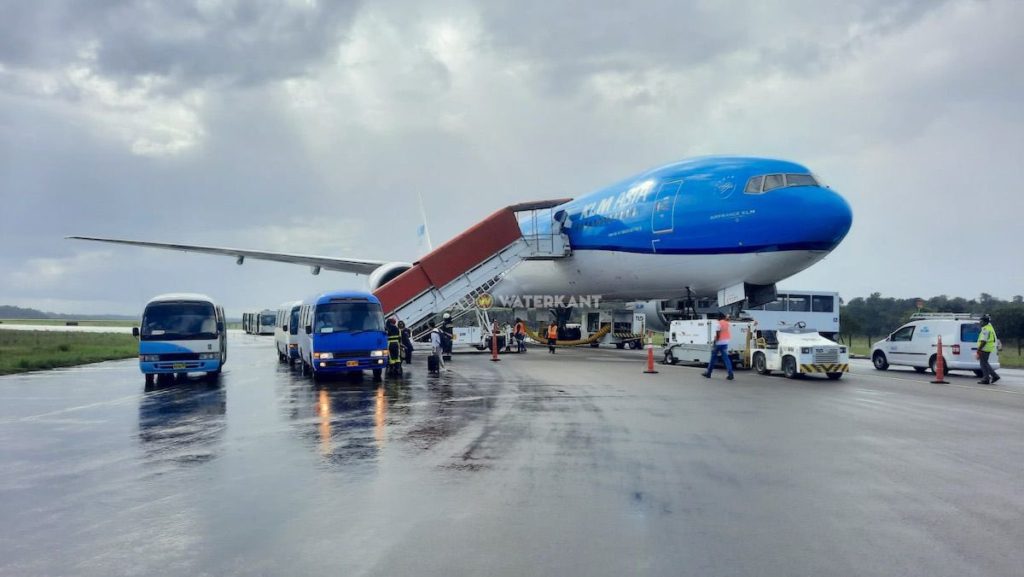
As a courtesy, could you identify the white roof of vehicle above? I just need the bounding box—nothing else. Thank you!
[146,293,216,305]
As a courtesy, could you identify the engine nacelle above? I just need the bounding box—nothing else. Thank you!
[628,300,675,332]
[367,262,414,291]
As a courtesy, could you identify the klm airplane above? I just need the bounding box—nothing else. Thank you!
[70,156,852,314]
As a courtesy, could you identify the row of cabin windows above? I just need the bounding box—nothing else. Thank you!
[750,294,835,313]
[744,173,820,194]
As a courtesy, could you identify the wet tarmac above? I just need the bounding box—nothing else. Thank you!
[1,334,1023,577]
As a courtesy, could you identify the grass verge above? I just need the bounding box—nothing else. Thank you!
[0,330,138,375]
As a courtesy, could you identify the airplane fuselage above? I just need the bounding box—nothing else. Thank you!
[496,156,852,301]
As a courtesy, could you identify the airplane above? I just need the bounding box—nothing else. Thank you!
[70,156,853,327]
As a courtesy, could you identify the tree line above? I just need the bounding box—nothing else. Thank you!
[840,293,1024,353]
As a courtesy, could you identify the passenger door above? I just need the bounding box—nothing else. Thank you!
[651,180,681,235]
[886,325,916,366]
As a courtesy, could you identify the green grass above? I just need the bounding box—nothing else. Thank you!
[0,330,138,375]
[0,318,136,327]
[840,335,1023,368]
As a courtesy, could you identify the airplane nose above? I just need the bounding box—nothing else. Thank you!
[813,187,853,249]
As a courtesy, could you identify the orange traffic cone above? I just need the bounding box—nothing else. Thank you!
[644,340,659,374]
[491,333,501,362]
[931,335,948,384]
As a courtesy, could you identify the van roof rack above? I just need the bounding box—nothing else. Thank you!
[908,312,979,320]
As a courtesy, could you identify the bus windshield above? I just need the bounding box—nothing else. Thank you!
[142,302,217,341]
[314,302,385,334]
[260,313,276,326]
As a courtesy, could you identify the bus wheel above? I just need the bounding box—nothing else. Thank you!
[144,374,155,388]
[373,369,383,381]
[206,369,221,380]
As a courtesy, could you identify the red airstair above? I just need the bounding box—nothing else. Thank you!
[373,200,572,334]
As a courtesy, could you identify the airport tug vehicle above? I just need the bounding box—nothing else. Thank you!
[750,322,849,380]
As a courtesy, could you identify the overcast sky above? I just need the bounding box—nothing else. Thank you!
[1,0,1022,316]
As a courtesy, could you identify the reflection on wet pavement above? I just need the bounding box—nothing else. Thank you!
[138,381,226,466]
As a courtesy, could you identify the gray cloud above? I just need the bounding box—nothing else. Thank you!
[1,0,1021,315]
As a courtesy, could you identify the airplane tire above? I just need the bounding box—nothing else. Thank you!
[872,352,889,371]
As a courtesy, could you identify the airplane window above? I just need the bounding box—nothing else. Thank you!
[785,173,818,187]
[743,175,764,194]
[763,174,785,192]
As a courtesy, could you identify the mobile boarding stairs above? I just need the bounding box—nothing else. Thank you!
[373,200,573,338]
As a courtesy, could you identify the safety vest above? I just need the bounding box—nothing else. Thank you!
[515,322,524,335]
[979,323,997,353]
[547,326,559,339]
[717,319,731,344]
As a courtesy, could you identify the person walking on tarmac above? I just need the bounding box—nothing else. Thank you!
[385,317,402,376]
[429,321,446,373]
[440,312,454,361]
[976,314,1001,384]
[514,318,527,353]
[547,321,559,354]
[398,320,414,364]
[703,313,735,380]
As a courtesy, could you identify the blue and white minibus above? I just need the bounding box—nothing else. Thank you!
[133,293,227,385]
[296,291,389,380]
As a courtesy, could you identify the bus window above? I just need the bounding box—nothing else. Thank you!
[787,294,810,312]
[315,302,385,334]
[811,295,834,313]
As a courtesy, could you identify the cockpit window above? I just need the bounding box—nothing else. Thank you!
[763,174,785,192]
[744,172,821,194]
[785,173,818,187]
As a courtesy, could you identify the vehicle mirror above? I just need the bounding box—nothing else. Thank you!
[132,327,139,338]
[216,322,224,332]
[305,325,312,335]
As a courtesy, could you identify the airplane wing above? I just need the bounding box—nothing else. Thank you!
[67,236,387,275]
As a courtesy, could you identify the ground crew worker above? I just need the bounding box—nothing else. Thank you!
[398,320,414,364]
[976,314,1000,384]
[429,321,446,372]
[386,317,402,376]
[547,321,559,354]
[514,318,527,353]
[703,313,734,380]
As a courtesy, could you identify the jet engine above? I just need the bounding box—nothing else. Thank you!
[367,262,414,291]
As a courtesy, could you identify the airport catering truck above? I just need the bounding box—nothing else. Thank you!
[296,291,389,380]
[133,293,227,386]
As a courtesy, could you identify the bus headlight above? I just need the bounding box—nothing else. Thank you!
[198,353,218,360]
[370,350,388,357]
[313,352,333,359]
[140,355,159,362]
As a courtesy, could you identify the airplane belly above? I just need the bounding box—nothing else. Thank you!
[490,249,828,301]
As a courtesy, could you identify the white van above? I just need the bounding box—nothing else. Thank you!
[871,313,999,376]
[274,300,302,364]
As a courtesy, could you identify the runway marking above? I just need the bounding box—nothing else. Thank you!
[0,393,143,424]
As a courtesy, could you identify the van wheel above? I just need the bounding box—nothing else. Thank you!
[872,352,889,370]
[913,367,926,373]
[929,355,945,375]
[754,353,771,375]
[664,350,677,365]
[782,357,798,379]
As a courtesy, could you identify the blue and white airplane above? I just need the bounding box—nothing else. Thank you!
[70,156,852,314]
